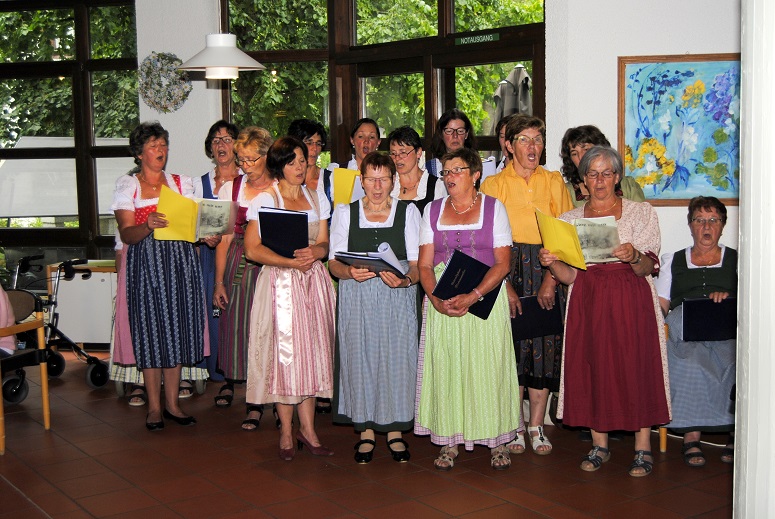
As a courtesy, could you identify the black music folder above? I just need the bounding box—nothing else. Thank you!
[258,207,309,259]
[682,297,737,341]
[511,290,564,341]
[432,249,501,320]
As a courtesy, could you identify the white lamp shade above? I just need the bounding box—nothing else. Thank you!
[178,33,265,79]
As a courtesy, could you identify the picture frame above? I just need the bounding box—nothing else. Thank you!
[618,53,740,206]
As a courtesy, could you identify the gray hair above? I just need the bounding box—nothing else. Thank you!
[577,145,623,179]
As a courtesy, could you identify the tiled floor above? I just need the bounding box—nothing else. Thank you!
[1,351,733,518]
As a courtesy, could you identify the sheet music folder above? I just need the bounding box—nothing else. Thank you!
[682,297,737,341]
[511,291,564,340]
[258,207,308,259]
[432,249,501,320]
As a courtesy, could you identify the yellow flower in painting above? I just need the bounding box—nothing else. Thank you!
[634,137,676,183]
[681,79,706,108]
[624,145,634,169]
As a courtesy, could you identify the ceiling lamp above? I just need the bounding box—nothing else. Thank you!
[178,33,265,80]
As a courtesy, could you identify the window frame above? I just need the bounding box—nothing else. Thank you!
[0,0,137,254]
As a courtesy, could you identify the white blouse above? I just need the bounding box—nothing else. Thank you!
[328,199,421,261]
[419,194,512,248]
[110,172,193,212]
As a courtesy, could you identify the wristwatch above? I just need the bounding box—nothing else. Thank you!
[473,287,484,302]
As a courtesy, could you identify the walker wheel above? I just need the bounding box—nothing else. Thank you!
[2,375,30,405]
[194,379,207,395]
[86,361,109,389]
[47,351,66,378]
[115,381,129,397]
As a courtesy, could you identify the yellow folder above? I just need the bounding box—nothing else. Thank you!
[332,168,360,206]
[534,209,587,270]
[153,185,236,243]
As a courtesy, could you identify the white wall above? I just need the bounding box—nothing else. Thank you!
[136,0,222,177]
[545,0,741,256]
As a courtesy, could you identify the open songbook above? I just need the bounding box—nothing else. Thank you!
[334,242,408,278]
[535,209,621,270]
[154,185,237,242]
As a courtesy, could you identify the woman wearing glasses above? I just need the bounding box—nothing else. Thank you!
[212,127,274,430]
[388,126,446,214]
[426,109,477,177]
[560,125,645,207]
[654,196,736,467]
[328,152,421,463]
[480,115,573,457]
[186,120,241,392]
[415,148,521,471]
[539,146,669,477]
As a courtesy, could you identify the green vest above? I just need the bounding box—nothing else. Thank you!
[669,247,738,310]
[347,200,408,260]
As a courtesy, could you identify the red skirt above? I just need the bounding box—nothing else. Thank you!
[562,263,669,431]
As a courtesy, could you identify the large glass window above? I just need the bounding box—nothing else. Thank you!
[454,61,533,135]
[363,73,425,132]
[355,0,437,46]
[232,62,329,137]
[454,0,543,33]
[230,0,327,50]
[0,2,137,254]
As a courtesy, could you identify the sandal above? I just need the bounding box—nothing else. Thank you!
[681,441,706,467]
[628,450,654,477]
[527,425,552,455]
[127,385,147,407]
[580,445,610,472]
[179,380,194,399]
[721,439,734,464]
[506,432,526,455]
[214,383,234,408]
[434,445,458,471]
[490,445,511,470]
[241,404,263,431]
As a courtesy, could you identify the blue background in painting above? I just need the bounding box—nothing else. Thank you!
[624,60,740,200]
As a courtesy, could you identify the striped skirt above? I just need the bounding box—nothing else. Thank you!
[245,261,336,405]
[126,235,206,370]
[217,236,260,381]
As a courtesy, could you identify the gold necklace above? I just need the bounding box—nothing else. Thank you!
[588,198,619,214]
[691,246,721,266]
[450,193,479,214]
[139,173,162,191]
[401,175,420,195]
[364,200,391,213]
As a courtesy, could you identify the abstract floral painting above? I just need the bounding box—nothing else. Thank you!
[618,54,740,205]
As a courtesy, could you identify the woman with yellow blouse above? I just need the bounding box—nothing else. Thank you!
[480,115,573,456]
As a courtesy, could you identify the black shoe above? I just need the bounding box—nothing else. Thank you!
[315,398,332,414]
[162,409,197,426]
[146,413,164,431]
[387,438,410,462]
[354,439,376,464]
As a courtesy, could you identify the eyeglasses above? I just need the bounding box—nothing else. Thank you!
[303,139,324,149]
[212,137,234,145]
[514,135,544,147]
[236,156,262,166]
[443,127,468,136]
[361,177,392,185]
[440,166,471,177]
[586,169,616,180]
[691,217,722,226]
[389,149,416,159]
